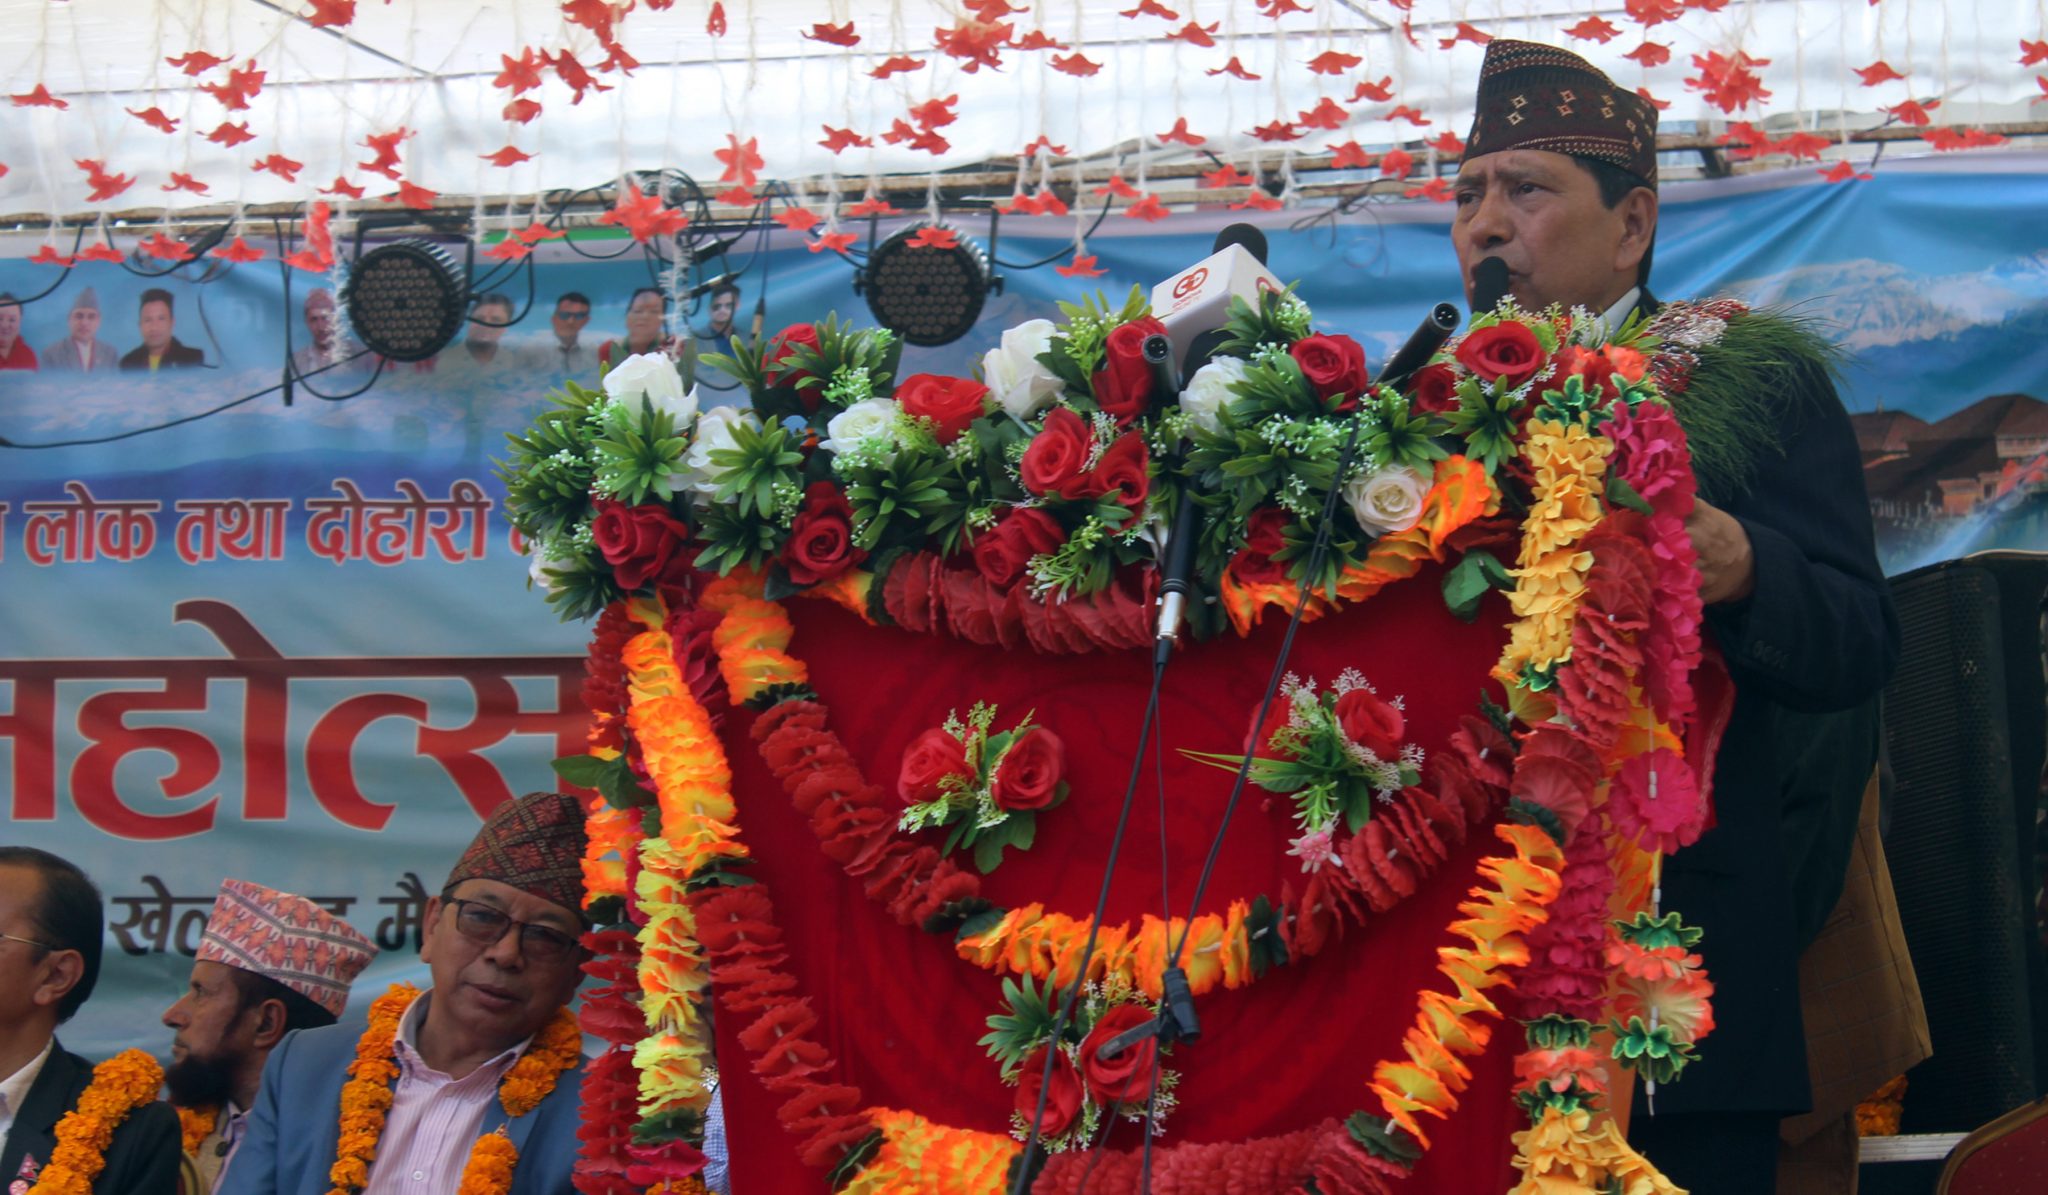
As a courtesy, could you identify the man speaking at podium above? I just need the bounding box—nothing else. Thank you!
[1449,40,1898,1195]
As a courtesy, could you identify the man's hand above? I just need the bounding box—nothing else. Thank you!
[1686,499,1756,605]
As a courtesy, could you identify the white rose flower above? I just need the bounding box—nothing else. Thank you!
[821,398,901,463]
[981,319,1064,421]
[1179,356,1249,435]
[680,405,761,501]
[603,352,693,426]
[1344,465,1430,537]
[525,543,575,596]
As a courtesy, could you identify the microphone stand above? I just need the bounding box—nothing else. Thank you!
[1008,333,1198,1195]
[1012,307,1459,1193]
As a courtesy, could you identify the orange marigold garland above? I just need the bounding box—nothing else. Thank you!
[176,1104,217,1155]
[325,983,580,1195]
[25,1049,163,1195]
[617,597,725,1184]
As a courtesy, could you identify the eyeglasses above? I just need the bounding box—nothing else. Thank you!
[554,310,590,321]
[0,931,58,952]
[442,899,582,963]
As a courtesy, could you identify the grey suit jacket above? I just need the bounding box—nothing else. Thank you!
[215,1011,585,1195]
[39,337,121,371]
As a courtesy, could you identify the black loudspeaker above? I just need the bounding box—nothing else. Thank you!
[1883,550,2048,1132]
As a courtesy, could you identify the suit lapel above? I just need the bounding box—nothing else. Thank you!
[1,1046,85,1189]
[502,1090,541,1160]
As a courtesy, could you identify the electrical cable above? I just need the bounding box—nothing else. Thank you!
[1009,666,1168,1195]
[6,224,92,306]
[988,196,1114,270]
[1157,415,1374,1008]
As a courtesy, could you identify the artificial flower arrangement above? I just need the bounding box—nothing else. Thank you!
[981,975,1180,1151]
[898,704,1069,874]
[502,281,1739,1194]
[1185,669,1424,873]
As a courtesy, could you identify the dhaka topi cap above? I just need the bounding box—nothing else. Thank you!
[1461,39,1659,186]
[444,791,589,915]
[70,288,100,313]
[196,879,378,1018]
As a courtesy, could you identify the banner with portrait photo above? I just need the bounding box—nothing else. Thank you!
[0,151,2042,1058]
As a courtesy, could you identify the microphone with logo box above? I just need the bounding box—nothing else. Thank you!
[1149,222,1284,378]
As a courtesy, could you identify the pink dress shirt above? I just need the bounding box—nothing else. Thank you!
[361,992,530,1195]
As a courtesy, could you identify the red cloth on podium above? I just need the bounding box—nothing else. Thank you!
[716,563,1524,1193]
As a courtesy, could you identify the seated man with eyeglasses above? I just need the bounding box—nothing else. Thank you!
[219,793,595,1195]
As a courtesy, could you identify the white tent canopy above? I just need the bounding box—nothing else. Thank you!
[0,0,2036,222]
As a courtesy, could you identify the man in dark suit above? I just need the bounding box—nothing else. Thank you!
[0,847,181,1194]
[119,288,206,372]
[1453,40,1899,1194]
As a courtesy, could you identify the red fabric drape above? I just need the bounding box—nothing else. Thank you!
[716,565,1524,1192]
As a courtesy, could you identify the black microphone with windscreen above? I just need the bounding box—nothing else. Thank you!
[1471,256,1512,317]
[1212,222,1268,265]
[1374,303,1461,392]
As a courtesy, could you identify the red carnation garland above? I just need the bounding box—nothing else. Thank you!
[575,928,647,1195]
[750,700,984,928]
[879,551,1158,654]
[687,883,875,1168]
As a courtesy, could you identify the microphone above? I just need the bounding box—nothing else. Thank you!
[1374,303,1461,392]
[1153,485,1202,669]
[1149,222,1284,374]
[1471,256,1512,317]
[682,271,741,301]
[749,297,765,345]
[687,231,747,262]
[1146,329,1201,667]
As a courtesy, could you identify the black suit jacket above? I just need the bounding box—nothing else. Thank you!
[0,1043,181,1194]
[1626,292,1901,1117]
[118,339,206,371]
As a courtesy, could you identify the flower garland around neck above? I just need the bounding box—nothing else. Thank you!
[25,1049,163,1195]
[176,1104,218,1155]
[325,983,582,1195]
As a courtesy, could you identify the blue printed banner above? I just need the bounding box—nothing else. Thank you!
[1,155,2042,1057]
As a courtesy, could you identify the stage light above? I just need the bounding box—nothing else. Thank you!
[343,239,468,362]
[857,223,994,347]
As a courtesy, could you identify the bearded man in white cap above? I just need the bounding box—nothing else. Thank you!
[161,880,376,1193]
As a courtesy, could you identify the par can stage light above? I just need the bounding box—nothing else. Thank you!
[858,223,993,348]
[342,239,468,362]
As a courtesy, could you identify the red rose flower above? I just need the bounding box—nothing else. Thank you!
[765,323,823,406]
[1550,345,1620,401]
[1407,362,1461,415]
[1246,698,1296,758]
[897,727,970,806]
[1232,507,1292,586]
[780,481,866,585]
[1289,334,1370,406]
[1085,434,1150,518]
[991,726,1064,811]
[1334,687,1404,759]
[1019,407,1097,499]
[971,508,1066,588]
[1092,316,1167,425]
[1454,321,1546,389]
[1079,1003,1158,1106]
[897,372,991,444]
[591,499,696,591]
[1015,1046,1084,1137]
